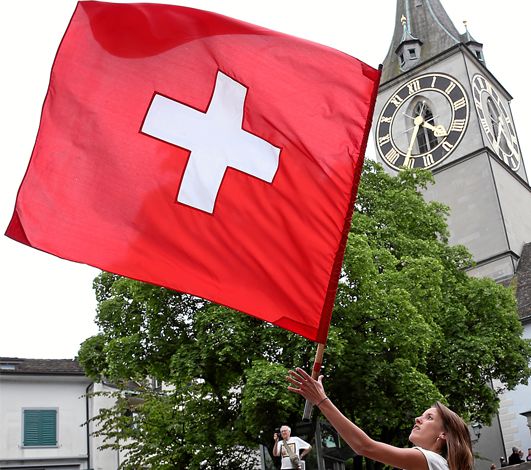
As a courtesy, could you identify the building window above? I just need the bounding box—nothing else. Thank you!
[23,409,58,447]
[414,102,439,153]
[487,97,500,140]
[408,48,417,59]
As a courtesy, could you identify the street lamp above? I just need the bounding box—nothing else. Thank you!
[471,422,482,442]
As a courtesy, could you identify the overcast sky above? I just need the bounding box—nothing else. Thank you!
[1,1,530,359]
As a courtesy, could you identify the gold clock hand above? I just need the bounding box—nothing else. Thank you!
[404,112,442,134]
[500,128,519,156]
[422,121,448,137]
[497,117,519,157]
[405,116,423,165]
[495,120,503,150]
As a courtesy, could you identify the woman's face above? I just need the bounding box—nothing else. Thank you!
[409,407,446,451]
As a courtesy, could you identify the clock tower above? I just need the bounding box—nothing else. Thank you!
[373,1,531,466]
[373,0,531,283]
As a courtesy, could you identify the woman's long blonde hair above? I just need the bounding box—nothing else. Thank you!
[435,402,474,470]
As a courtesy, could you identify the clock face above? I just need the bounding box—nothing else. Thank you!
[472,74,521,171]
[376,73,469,170]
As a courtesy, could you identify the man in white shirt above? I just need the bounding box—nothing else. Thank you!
[273,424,312,469]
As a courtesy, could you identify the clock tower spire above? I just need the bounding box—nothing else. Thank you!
[382,0,464,83]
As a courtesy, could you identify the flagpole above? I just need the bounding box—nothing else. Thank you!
[302,342,325,420]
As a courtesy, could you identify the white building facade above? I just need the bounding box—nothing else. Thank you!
[0,357,120,470]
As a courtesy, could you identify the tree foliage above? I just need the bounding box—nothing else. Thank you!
[78,160,531,468]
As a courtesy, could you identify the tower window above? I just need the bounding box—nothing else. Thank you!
[414,102,438,153]
[408,48,417,59]
[487,97,499,140]
[399,53,405,67]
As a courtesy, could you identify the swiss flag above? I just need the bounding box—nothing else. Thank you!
[6,1,380,343]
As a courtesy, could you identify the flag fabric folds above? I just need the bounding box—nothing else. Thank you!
[6,1,380,343]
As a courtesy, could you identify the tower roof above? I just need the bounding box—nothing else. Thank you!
[399,14,421,44]
[460,20,482,46]
[382,0,464,83]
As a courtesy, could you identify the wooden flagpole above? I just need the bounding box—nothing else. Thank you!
[302,342,325,420]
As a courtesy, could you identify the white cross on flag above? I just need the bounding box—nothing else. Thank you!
[6,2,380,343]
[142,71,281,214]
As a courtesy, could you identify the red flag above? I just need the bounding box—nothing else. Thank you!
[6,1,379,343]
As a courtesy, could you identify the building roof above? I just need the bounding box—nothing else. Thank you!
[381,0,475,83]
[0,357,85,376]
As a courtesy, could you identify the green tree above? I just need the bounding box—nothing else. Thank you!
[78,160,531,469]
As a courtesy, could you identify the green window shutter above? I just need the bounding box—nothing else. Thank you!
[23,409,57,446]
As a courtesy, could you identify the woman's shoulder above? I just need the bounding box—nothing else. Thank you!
[412,447,448,470]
